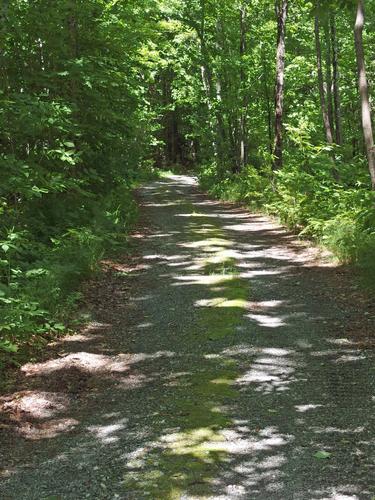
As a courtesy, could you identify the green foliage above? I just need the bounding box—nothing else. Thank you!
[0,182,140,363]
[0,0,161,365]
[199,155,375,287]
[2,0,375,367]
[150,0,375,297]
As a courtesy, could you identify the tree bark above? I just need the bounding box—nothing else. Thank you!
[239,3,248,170]
[330,14,343,145]
[273,0,287,171]
[354,0,375,189]
[198,1,226,165]
[314,14,334,146]
[324,19,335,137]
[198,0,218,158]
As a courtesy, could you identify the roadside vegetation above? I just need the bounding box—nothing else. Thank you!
[0,0,158,366]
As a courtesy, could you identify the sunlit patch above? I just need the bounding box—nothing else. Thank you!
[161,427,226,460]
[144,254,164,260]
[192,223,217,230]
[180,237,233,250]
[177,212,207,218]
[167,260,194,268]
[19,418,78,440]
[57,333,98,344]
[211,377,234,386]
[21,352,131,376]
[137,322,153,329]
[21,351,175,377]
[249,300,284,310]
[311,426,365,435]
[222,345,260,356]
[246,301,288,326]
[49,321,110,346]
[236,348,297,393]
[240,269,284,278]
[295,404,323,413]
[147,233,180,239]
[334,353,366,363]
[201,254,240,275]
[247,313,286,328]
[327,338,353,345]
[173,274,236,286]
[310,349,359,358]
[262,348,295,357]
[2,391,69,419]
[142,202,182,207]
[196,297,248,309]
[221,426,292,454]
[88,418,127,444]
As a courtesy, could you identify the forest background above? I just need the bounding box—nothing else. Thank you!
[1,0,375,365]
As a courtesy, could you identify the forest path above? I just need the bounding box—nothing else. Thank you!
[1,174,374,499]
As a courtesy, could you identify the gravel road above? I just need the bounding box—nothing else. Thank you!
[0,174,374,499]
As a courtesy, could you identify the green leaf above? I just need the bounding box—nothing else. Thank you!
[25,268,48,278]
[53,323,65,331]
[314,451,332,460]
[0,340,18,353]
[1,243,9,252]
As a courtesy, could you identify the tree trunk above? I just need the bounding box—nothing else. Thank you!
[324,19,335,137]
[215,19,228,166]
[354,0,375,189]
[198,1,218,158]
[198,1,226,166]
[239,3,248,170]
[330,14,343,145]
[314,14,334,146]
[273,0,287,171]
[260,44,273,154]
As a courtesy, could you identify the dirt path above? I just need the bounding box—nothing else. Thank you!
[1,174,374,499]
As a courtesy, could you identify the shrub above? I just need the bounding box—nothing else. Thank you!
[198,158,375,289]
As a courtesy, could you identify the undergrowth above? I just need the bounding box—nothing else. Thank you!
[0,165,160,371]
[199,159,375,289]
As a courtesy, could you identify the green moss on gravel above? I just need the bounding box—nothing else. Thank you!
[122,218,249,498]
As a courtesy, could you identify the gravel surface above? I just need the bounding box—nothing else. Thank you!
[0,174,374,499]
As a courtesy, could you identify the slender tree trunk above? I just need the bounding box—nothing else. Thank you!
[239,3,248,170]
[198,1,226,166]
[354,0,375,189]
[330,14,343,145]
[261,45,273,154]
[273,0,287,171]
[198,0,218,158]
[314,14,334,146]
[215,19,228,166]
[324,19,335,137]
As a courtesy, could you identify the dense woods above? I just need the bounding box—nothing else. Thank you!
[0,0,156,359]
[1,0,375,361]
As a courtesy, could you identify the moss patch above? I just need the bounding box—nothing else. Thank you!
[122,210,249,499]
[121,362,238,499]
